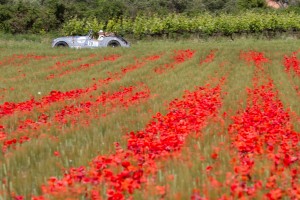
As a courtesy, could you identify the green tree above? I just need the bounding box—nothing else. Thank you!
[93,0,125,20]
[5,3,39,33]
[237,0,266,9]
[0,0,9,4]
[185,0,240,13]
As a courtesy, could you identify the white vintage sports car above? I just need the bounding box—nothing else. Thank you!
[52,30,130,48]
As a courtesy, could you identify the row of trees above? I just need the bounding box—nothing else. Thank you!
[0,0,300,34]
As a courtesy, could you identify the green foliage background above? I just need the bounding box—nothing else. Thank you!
[61,12,300,38]
[0,0,300,35]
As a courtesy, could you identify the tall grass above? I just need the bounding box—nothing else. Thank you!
[0,35,299,198]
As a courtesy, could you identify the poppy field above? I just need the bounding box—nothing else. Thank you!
[0,39,299,199]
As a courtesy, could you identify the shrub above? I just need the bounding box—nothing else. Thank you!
[61,11,300,38]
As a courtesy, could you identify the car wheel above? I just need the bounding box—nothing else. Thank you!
[55,42,69,47]
[107,40,120,47]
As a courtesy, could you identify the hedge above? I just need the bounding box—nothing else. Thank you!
[62,11,300,38]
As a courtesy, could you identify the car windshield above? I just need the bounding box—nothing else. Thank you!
[87,30,93,38]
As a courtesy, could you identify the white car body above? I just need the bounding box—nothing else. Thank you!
[52,30,130,48]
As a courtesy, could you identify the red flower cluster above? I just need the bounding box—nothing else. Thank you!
[190,51,299,199]
[0,98,36,118]
[240,50,269,68]
[36,78,225,199]
[229,82,298,155]
[0,125,5,141]
[0,54,160,119]
[283,51,300,77]
[283,51,300,95]
[143,55,161,61]
[0,54,162,153]
[48,55,93,71]
[0,54,50,67]
[226,51,300,199]
[4,49,299,200]
[22,54,93,81]
[127,83,224,156]
[199,50,217,66]
[46,54,120,80]
[2,84,151,153]
[154,49,195,73]
[54,84,151,126]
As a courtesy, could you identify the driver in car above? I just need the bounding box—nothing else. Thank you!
[98,30,105,41]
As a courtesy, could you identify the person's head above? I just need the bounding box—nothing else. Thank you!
[98,30,104,35]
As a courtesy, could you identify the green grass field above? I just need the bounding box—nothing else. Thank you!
[0,36,299,199]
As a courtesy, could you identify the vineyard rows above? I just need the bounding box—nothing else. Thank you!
[62,12,300,37]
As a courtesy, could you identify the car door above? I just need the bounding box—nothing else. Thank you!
[73,36,89,48]
[86,38,100,48]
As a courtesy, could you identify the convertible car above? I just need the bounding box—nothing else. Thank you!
[52,30,130,48]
